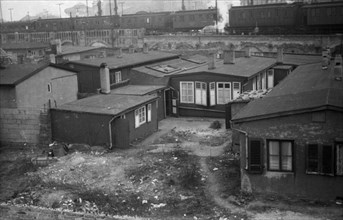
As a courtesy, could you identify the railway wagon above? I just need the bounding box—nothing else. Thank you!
[120,12,173,33]
[172,9,216,31]
[229,3,302,35]
[303,2,343,34]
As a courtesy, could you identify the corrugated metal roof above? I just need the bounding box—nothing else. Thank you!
[232,62,343,122]
[69,51,179,69]
[53,93,158,116]
[171,56,276,78]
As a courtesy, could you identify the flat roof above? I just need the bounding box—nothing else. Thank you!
[171,56,276,78]
[69,51,179,70]
[53,92,158,116]
[110,85,166,96]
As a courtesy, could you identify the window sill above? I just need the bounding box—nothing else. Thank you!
[306,172,335,177]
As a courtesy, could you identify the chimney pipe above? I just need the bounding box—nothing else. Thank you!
[143,43,148,54]
[333,54,342,81]
[277,48,283,64]
[223,50,235,64]
[100,63,111,94]
[208,53,215,70]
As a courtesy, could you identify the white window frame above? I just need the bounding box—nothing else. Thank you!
[232,82,241,100]
[180,81,194,104]
[115,71,122,83]
[267,69,274,89]
[195,81,207,106]
[135,106,146,128]
[210,82,216,106]
[216,82,231,105]
[147,104,152,122]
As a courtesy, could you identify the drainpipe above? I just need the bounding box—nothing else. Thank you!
[108,116,119,149]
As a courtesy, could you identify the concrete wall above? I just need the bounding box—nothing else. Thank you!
[0,108,50,144]
[233,110,343,201]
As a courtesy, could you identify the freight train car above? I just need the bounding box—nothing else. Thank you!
[172,9,217,31]
[228,3,303,35]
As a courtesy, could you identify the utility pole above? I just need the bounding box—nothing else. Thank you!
[119,2,124,15]
[86,0,89,17]
[57,3,63,18]
[109,0,112,16]
[215,0,218,34]
[9,8,13,22]
[114,0,118,16]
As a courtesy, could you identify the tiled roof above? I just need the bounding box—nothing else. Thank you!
[172,56,276,78]
[110,85,166,95]
[232,62,343,122]
[69,51,179,69]
[0,63,77,86]
[53,93,158,116]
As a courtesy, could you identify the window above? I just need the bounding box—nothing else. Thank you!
[180,82,194,104]
[232,82,241,100]
[147,104,152,122]
[135,106,146,128]
[261,72,266,90]
[217,82,231,104]
[247,138,263,173]
[267,69,274,89]
[115,71,122,83]
[47,83,52,93]
[209,82,216,106]
[306,144,334,175]
[195,82,207,106]
[337,142,343,176]
[267,140,293,172]
[252,77,256,91]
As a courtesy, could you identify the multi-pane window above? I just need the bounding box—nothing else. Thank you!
[217,82,231,104]
[134,106,146,128]
[209,82,216,106]
[115,71,122,83]
[195,82,207,106]
[147,104,152,122]
[180,82,194,104]
[232,82,241,100]
[267,140,293,172]
[306,144,334,175]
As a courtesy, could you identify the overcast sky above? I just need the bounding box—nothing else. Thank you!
[1,0,240,21]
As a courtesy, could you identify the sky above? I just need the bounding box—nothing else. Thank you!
[1,0,240,22]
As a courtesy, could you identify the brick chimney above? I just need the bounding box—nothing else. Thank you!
[223,50,235,64]
[277,48,283,64]
[99,63,111,94]
[208,53,215,70]
[333,54,342,81]
[245,47,251,58]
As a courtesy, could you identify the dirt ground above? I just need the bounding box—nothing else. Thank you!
[0,117,342,220]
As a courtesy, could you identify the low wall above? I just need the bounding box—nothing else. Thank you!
[0,204,123,220]
[0,108,51,145]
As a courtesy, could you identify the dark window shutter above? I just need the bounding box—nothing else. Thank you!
[307,144,319,173]
[249,139,263,173]
[322,145,334,175]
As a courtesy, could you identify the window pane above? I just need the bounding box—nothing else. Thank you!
[269,155,280,170]
[281,142,292,156]
[269,141,279,155]
[322,145,333,174]
[282,156,292,171]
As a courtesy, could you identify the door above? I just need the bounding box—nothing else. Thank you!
[111,118,129,149]
[165,88,179,117]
